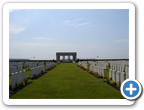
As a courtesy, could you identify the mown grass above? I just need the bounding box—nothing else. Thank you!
[10,63,124,99]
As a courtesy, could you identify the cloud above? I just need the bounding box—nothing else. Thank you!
[113,39,129,43]
[9,24,25,34]
[33,37,56,40]
[75,22,92,27]
[62,20,75,26]
[62,20,71,23]
[9,9,19,13]
[62,18,92,27]
[74,18,84,22]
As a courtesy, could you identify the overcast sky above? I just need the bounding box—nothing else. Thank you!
[9,9,129,60]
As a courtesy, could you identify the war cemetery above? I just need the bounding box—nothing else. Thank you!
[9,52,129,99]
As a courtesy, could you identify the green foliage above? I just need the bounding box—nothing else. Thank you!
[117,85,120,90]
[110,81,116,85]
[97,75,103,78]
[89,70,92,73]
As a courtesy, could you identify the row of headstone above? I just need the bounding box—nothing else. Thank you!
[108,60,129,66]
[110,64,129,74]
[46,62,53,70]
[38,62,44,66]
[90,65,105,77]
[88,61,96,66]
[78,62,82,66]
[9,65,23,76]
[109,69,129,86]
[11,70,26,90]
[24,62,37,68]
[78,61,88,66]
[96,63,107,69]
[88,61,107,69]
[51,62,55,66]
[81,63,88,69]
[30,65,45,79]
[26,62,37,70]
[9,62,24,67]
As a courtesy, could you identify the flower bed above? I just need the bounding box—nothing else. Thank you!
[9,79,32,98]
[32,70,46,80]
[103,77,120,91]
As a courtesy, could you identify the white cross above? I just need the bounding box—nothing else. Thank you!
[126,83,137,95]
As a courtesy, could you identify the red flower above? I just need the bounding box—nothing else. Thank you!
[110,77,112,80]
[107,78,109,81]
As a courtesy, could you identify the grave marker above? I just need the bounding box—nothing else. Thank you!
[109,69,112,79]
[120,72,126,84]
[15,72,19,87]
[116,71,120,86]
[11,73,16,90]
[112,70,116,81]
[23,70,26,81]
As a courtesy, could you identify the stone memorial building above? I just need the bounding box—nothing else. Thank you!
[56,52,77,63]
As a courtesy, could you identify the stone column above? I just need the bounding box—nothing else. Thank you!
[63,55,65,62]
[72,55,74,62]
[58,55,60,63]
[56,55,58,63]
[73,55,76,62]
[75,54,77,62]
[68,55,70,62]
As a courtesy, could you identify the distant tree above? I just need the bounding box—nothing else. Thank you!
[77,58,79,63]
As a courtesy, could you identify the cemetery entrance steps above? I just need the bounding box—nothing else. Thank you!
[10,63,124,99]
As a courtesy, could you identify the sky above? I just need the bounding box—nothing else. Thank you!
[9,9,129,60]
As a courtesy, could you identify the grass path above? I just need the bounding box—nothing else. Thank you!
[10,63,124,99]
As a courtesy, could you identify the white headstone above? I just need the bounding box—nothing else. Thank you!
[101,68,104,77]
[116,71,120,85]
[109,69,112,79]
[112,70,116,81]
[30,68,34,78]
[126,73,129,79]
[23,70,26,81]
[20,71,23,82]
[27,66,28,70]
[115,65,117,71]
[120,72,126,84]
[11,73,16,90]
[15,72,19,87]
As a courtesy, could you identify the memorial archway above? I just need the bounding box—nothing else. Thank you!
[56,52,77,63]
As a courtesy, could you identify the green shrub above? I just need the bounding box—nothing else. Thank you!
[117,85,120,90]
[97,75,103,78]
[89,70,92,72]
[110,81,116,85]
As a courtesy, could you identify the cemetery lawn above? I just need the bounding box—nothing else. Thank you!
[10,63,124,99]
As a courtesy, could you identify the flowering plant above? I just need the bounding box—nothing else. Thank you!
[106,77,110,83]
[123,69,125,72]
[81,66,85,69]
[34,74,37,78]
[110,77,112,80]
